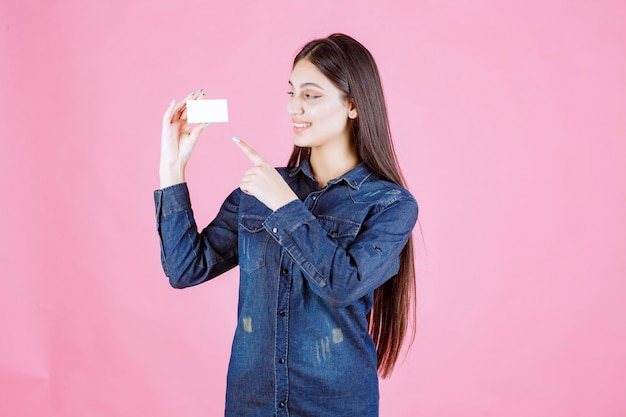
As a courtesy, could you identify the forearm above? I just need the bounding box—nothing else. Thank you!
[159,161,186,189]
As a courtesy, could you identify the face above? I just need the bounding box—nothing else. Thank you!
[287,59,358,150]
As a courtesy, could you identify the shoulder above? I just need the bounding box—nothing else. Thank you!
[349,176,418,231]
[356,175,417,210]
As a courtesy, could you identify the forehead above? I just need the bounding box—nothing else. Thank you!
[289,59,334,89]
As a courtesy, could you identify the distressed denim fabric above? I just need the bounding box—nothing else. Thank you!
[154,159,418,417]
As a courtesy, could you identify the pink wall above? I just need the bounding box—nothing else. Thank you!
[1,0,625,416]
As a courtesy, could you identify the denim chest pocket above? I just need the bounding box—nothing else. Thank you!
[317,215,361,249]
[239,215,269,273]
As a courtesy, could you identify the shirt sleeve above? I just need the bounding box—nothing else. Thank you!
[262,194,418,307]
[154,183,239,288]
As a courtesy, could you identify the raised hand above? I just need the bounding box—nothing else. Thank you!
[233,137,298,211]
[159,89,209,188]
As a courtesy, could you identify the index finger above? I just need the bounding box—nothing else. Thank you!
[232,137,266,166]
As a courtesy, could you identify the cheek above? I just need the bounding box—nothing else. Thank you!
[327,108,351,131]
[313,102,349,125]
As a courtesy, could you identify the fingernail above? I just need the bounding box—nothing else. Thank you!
[170,99,176,105]
[203,123,210,128]
[200,89,205,95]
[232,136,240,143]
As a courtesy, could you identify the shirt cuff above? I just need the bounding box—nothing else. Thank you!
[154,182,192,218]
[262,199,316,244]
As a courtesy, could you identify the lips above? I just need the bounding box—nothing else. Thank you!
[292,121,311,132]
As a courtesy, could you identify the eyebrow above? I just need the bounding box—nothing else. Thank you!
[288,80,326,91]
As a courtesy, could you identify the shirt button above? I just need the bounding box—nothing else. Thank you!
[312,195,317,200]
[281,268,288,275]
[278,358,285,364]
[272,227,278,233]
[279,311,286,317]
[279,402,286,408]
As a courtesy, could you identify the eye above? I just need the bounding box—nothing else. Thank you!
[305,93,321,100]
[286,91,295,97]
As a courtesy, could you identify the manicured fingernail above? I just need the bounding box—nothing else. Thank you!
[200,89,205,95]
[203,123,210,128]
[170,99,176,105]
[232,136,240,143]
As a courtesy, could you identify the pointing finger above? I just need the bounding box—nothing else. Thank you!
[232,137,267,166]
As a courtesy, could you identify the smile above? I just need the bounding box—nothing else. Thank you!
[293,122,311,128]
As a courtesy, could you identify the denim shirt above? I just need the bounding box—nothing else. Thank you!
[154,159,418,417]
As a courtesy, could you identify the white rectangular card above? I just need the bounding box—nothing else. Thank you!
[186,99,229,123]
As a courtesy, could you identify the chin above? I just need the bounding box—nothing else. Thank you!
[292,135,313,148]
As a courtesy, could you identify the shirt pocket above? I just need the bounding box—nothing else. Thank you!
[239,215,269,273]
[317,215,361,249]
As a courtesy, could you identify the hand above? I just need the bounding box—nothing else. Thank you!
[159,89,209,188]
[233,137,298,211]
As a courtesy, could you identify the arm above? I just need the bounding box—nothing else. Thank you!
[155,90,238,288]
[264,196,418,307]
[155,184,239,288]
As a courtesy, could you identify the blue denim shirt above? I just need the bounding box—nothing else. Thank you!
[154,159,418,417]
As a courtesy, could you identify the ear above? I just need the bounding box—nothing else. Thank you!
[348,99,358,120]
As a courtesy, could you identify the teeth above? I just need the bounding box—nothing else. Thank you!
[294,123,310,128]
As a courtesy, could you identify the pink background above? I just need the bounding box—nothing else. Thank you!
[2,0,625,416]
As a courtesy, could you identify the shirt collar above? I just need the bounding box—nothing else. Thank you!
[289,156,373,190]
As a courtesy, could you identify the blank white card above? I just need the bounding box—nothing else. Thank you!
[186,99,229,123]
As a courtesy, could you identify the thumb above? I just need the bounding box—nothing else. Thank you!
[188,122,210,145]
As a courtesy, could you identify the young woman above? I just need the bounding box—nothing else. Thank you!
[155,33,418,417]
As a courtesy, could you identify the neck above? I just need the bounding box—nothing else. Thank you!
[309,141,360,188]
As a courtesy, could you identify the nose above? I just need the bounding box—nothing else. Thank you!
[287,95,304,116]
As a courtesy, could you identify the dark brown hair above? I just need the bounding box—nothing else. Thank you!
[287,33,416,378]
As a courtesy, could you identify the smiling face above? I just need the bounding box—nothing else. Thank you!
[287,59,358,151]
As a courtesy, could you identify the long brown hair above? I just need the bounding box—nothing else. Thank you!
[287,33,416,378]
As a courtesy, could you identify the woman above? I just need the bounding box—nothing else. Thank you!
[155,33,418,417]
